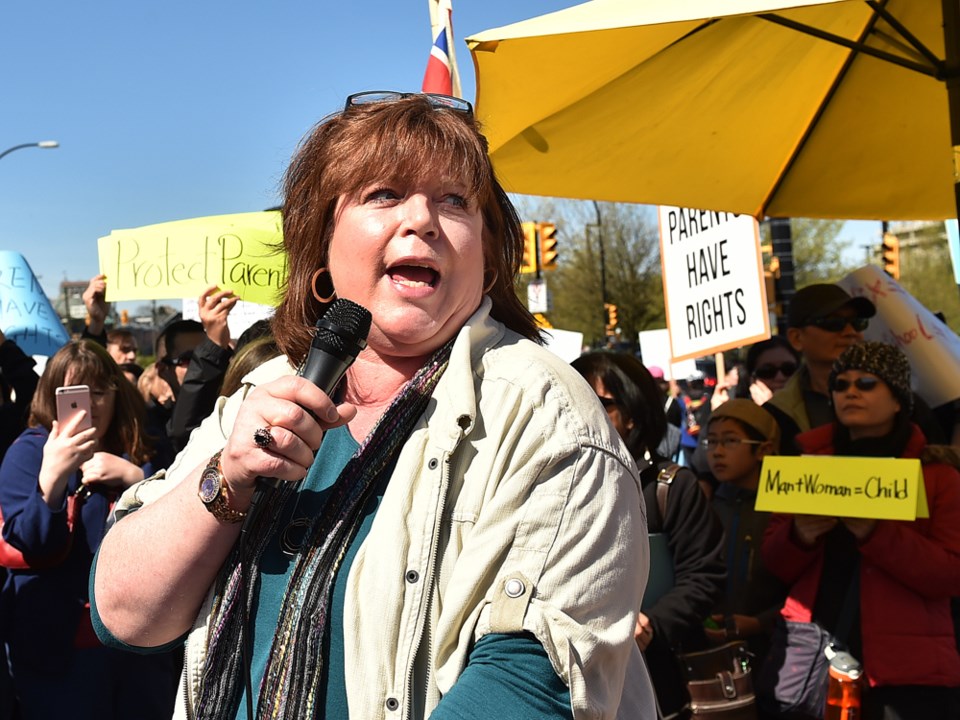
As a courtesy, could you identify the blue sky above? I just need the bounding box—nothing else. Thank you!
[2,0,878,305]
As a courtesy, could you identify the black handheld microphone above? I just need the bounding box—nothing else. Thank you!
[251,299,372,493]
[238,300,370,718]
[299,298,372,400]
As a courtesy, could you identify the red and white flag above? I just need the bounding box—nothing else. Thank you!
[421,0,462,98]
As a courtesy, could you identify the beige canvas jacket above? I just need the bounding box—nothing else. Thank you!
[113,299,653,719]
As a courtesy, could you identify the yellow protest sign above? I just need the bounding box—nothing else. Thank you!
[98,211,286,306]
[755,455,929,521]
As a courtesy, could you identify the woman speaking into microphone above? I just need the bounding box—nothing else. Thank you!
[92,92,652,720]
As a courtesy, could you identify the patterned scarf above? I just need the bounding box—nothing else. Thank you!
[195,339,455,719]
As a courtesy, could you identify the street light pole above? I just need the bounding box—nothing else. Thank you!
[0,140,59,162]
[591,200,608,329]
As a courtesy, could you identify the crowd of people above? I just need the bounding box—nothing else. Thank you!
[638,285,960,719]
[0,91,959,720]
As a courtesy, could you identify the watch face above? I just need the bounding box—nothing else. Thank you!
[199,468,221,504]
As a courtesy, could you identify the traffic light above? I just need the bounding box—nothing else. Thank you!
[120,309,130,325]
[533,313,553,329]
[538,222,558,271]
[881,232,900,279]
[604,302,618,333]
[763,254,781,314]
[520,222,538,274]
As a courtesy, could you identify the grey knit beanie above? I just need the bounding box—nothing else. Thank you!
[829,341,913,412]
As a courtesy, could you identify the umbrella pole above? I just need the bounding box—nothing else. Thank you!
[592,201,609,337]
[945,1,960,222]
[944,0,960,298]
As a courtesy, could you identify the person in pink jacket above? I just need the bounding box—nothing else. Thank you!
[762,341,960,719]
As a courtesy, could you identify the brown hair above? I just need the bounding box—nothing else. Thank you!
[221,335,282,398]
[272,94,541,365]
[29,340,152,465]
[106,328,136,348]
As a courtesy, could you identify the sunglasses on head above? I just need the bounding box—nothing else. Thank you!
[754,362,798,380]
[831,376,881,393]
[344,91,473,115]
[807,316,869,333]
[162,350,194,367]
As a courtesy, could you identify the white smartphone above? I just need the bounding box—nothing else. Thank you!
[55,385,93,432]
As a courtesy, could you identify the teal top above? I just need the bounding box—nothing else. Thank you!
[92,425,571,718]
[239,423,363,718]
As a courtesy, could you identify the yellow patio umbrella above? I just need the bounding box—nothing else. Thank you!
[467,0,959,220]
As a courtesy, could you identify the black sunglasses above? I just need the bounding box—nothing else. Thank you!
[832,376,881,393]
[344,91,473,115]
[807,316,869,333]
[162,350,194,367]
[597,396,619,409]
[754,362,798,380]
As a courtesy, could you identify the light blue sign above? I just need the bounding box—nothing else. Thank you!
[0,251,70,356]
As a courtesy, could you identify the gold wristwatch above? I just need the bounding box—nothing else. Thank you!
[198,451,247,524]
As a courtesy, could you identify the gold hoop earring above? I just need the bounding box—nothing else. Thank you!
[483,268,499,295]
[310,267,336,303]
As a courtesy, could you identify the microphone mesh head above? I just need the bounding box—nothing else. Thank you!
[315,298,372,352]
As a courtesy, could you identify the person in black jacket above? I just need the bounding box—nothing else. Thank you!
[129,318,203,470]
[166,286,237,452]
[0,328,40,720]
[167,287,275,453]
[573,351,725,719]
[0,330,40,465]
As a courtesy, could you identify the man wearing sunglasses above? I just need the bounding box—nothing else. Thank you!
[765,284,946,453]
[764,283,876,452]
[156,319,206,399]
[161,287,253,456]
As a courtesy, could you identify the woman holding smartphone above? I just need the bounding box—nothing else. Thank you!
[0,340,177,719]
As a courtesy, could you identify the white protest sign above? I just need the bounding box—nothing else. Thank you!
[638,328,698,380]
[527,278,549,314]
[657,207,769,361]
[541,327,584,364]
[838,265,960,407]
[182,298,274,342]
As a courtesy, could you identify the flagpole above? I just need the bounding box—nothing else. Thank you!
[422,0,462,98]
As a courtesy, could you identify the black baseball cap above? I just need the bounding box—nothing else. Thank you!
[787,284,876,328]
